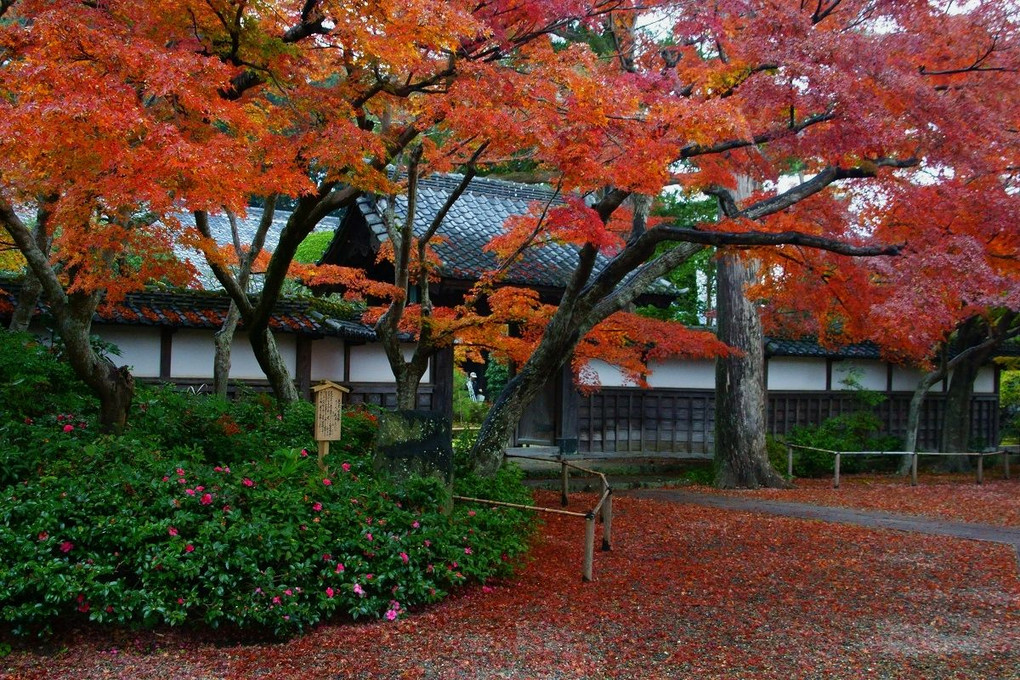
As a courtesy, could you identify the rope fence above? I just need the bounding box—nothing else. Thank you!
[454,454,613,582]
[784,443,1013,489]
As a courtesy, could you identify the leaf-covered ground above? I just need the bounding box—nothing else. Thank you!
[3,486,1019,679]
[697,474,1020,527]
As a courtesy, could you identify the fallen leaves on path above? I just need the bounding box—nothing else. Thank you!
[3,490,1018,679]
[700,475,1020,527]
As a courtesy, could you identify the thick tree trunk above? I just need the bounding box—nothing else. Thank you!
[213,302,242,398]
[941,321,994,456]
[249,327,299,403]
[713,253,789,489]
[61,294,135,433]
[471,335,571,477]
[9,272,42,331]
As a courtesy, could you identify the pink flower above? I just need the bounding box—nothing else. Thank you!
[482,586,493,593]
[385,609,397,621]
[63,424,74,433]
[272,596,281,605]
[468,510,476,517]
[176,468,185,476]
[341,462,351,472]
[214,466,223,472]
[37,532,48,541]
[300,449,309,457]
[184,544,194,553]
[60,541,73,553]
[276,415,283,421]
[322,553,332,562]
[168,527,178,537]
[322,478,332,486]
[185,488,195,496]
[412,521,420,529]
[161,476,169,482]
[326,587,334,599]
[464,547,473,555]
[400,552,409,564]
[353,584,365,597]
[284,589,293,596]
[196,486,204,492]
[312,502,322,512]
[223,467,231,474]
[243,478,254,487]
[177,598,185,605]
[200,493,213,505]
[365,532,373,542]
[335,563,345,573]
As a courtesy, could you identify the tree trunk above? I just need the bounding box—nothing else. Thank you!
[61,294,135,433]
[941,321,995,456]
[471,340,571,477]
[213,302,242,398]
[249,327,299,403]
[9,272,42,331]
[713,254,789,489]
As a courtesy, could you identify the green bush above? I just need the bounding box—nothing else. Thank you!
[0,332,536,637]
[786,410,901,477]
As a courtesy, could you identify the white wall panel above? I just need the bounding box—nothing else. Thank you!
[831,360,887,392]
[311,337,345,382]
[646,359,716,389]
[94,325,162,377]
[348,343,426,382]
[767,357,828,391]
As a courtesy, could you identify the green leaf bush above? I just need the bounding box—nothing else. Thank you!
[0,333,534,637]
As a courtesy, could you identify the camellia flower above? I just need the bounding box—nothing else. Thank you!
[385,609,398,621]
[63,424,74,433]
[184,544,194,553]
[335,563,345,573]
[353,583,365,597]
[185,488,196,496]
[400,552,409,564]
[326,587,334,599]
[312,502,323,512]
[300,449,309,457]
[341,462,351,472]
[60,541,73,553]
[464,547,473,555]
[412,521,420,529]
[322,478,332,486]
[243,478,254,487]
[168,527,178,537]
[200,493,213,505]
[37,532,48,541]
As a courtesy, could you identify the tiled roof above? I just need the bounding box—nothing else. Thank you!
[356,174,677,294]
[0,282,376,340]
[173,207,341,290]
[765,338,883,359]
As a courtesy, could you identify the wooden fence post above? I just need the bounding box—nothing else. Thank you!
[833,452,841,489]
[976,453,984,485]
[583,513,595,582]
[561,460,570,507]
[601,492,612,552]
[911,452,918,487]
[787,443,793,479]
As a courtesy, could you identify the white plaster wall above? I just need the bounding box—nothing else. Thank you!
[94,325,162,377]
[831,360,887,392]
[971,366,996,394]
[584,360,632,388]
[170,330,296,379]
[348,343,427,382]
[311,337,345,382]
[891,366,944,392]
[767,357,828,391]
[646,359,717,389]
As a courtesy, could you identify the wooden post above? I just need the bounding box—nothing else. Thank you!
[583,513,595,582]
[561,460,570,507]
[976,453,984,485]
[601,491,612,552]
[787,443,793,479]
[313,381,350,472]
[911,452,918,486]
[833,452,841,489]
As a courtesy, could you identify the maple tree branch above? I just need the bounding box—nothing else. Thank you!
[420,142,489,246]
[0,0,15,19]
[193,210,255,318]
[0,196,70,318]
[678,110,835,160]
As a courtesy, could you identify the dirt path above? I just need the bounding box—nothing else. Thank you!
[622,488,1020,564]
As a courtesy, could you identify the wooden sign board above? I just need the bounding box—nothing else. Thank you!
[313,381,350,442]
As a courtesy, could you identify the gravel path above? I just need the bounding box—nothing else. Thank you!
[622,487,1020,565]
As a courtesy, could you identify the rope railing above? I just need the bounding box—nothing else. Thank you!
[784,443,1012,489]
[455,453,613,582]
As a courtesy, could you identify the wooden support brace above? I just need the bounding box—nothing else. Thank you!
[833,452,841,489]
[561,461,570,508]
[911,452,918,487]
[601,491,612,552]
[787,443,793,479]
[976,453,984,485]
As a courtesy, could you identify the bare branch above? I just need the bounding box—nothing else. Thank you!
[193,210,256,318]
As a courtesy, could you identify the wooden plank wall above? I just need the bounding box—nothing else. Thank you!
[578,388,1001,455]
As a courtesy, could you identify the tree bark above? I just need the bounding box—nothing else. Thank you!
[941,319,995,455]
[9,201,55,332]
[213,301,242,398]
[713,253,789,488]
[249,327,299,403]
